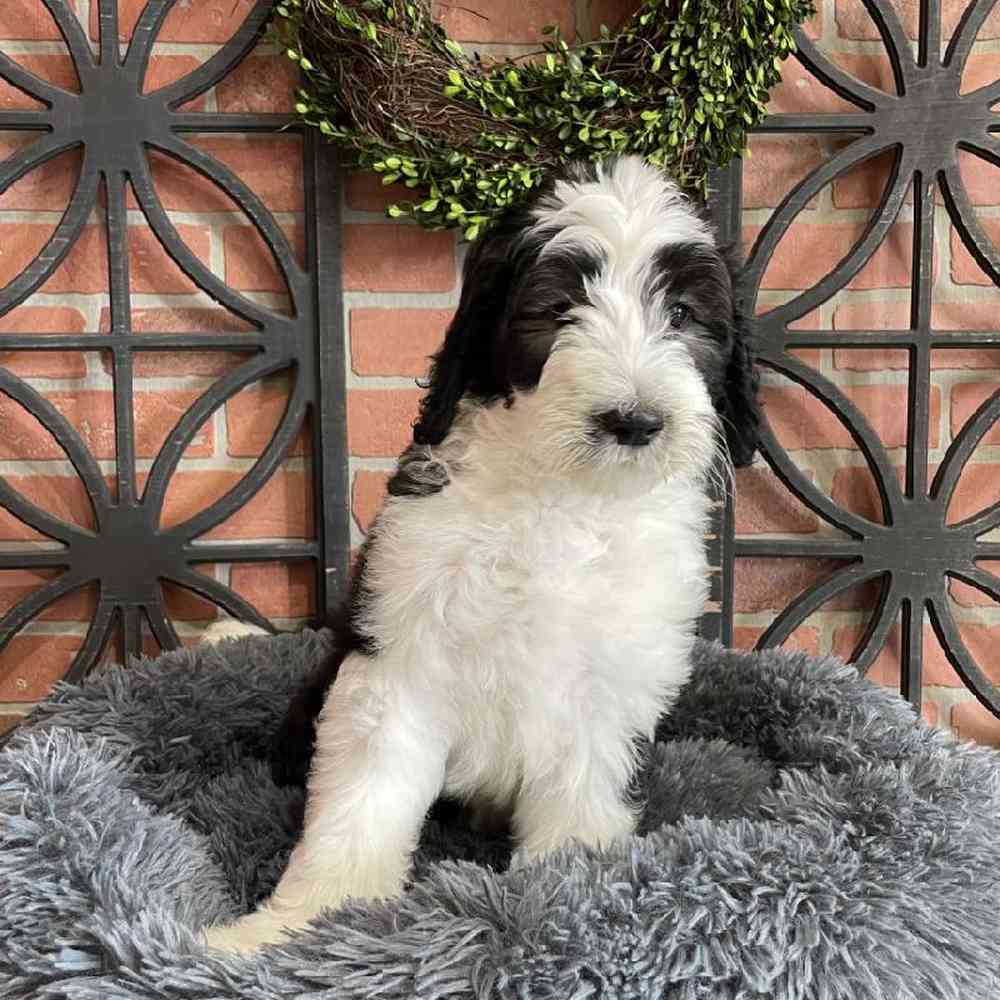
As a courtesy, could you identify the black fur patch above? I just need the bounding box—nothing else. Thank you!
[412,198,602,446]
[649,240,759,467]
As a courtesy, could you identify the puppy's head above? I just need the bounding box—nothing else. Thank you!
[413,156,759,483]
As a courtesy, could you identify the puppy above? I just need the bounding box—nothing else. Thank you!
[204,156,758,952]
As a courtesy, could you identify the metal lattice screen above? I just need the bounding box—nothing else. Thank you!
[716,0,1000,728]
[0,0,349,691]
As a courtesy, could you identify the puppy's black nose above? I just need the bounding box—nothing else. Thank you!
[595,408,664,447]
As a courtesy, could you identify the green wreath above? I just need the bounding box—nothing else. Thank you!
[274,0,814,239]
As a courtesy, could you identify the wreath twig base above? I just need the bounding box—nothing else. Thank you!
[275,0,814,237]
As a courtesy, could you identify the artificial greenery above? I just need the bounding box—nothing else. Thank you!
[274,0,814,239]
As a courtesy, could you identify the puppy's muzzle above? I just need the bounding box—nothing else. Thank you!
[595,408,664,447]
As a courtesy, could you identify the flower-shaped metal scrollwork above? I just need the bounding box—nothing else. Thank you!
[0,0,348,681]
[735,0,1000,715]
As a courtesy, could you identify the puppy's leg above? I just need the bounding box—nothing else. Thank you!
[511,739,637,863]
[200,616,270,645]
[204,654,449,953]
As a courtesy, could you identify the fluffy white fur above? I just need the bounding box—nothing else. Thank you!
[203,158,727,953]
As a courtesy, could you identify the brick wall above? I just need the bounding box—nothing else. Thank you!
[1,0,998,746]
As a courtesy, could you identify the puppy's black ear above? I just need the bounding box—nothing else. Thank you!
[719,254,760,467]
[412,228,518,446]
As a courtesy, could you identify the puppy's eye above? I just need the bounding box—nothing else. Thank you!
[667,303,691,329]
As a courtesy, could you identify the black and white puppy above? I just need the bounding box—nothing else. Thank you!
[203,155,758,952]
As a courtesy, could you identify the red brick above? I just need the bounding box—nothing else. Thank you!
[734,466,818,534]
[0,389,212,461]
[91,0,257,41]
[761,383,940,450]
[832,300,905,333]
[958,149,1000,207]
[130,224,212,294]
[831,147,900,211]
[833,300,1000,370]
[0,136,81,210]
[216,54,298,113]
[134,390,216,459]
[747,222,919,291]
[801,6,823,39]
[230,562,315,619]
[832,347,910,372]
[0,55,77,110]
[947,463,999,524]
[347,389,423,457]
[732,625,821,656]
[951,217,1000,285]
[933,299,1000,333]
[352,470,390,533]
[0,391,98,460]
[433,0,574,41]
[160,469,313,540]
[780,315,823,368]
[224,222,305,292]
[589,0,641,33]
[949,560,1000,607]
[836,0,1000,40]
[0,475,95,541]
[147,136,303,213]
[952,383,1000,445]
[952,701,1000,747]
[0,570,98,622]
[0,223,210,294]
[767,58,858,115]
[0,1,79,40]
[962,53,1000,96]
[830,466,898,524]
[0,347,86,379]
[226,375,310,457]
[345,172,410,213]
[0,307,88,378]
[100,307,254,377]
[160,579,218,622]
[0,635,80,701]
[834,621,1000,688]
[743,136,825,211]
[343,226,456,293]
[838,52,898,92]
[140,56,208,108]
[350,308,450,377]
[734,557,870,614]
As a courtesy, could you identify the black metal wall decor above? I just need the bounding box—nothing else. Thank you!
[713,0,1000,718]
[0,0,349,681]
[1,0,997,726]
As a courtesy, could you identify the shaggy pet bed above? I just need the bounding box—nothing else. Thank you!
[2,631,1000,1000]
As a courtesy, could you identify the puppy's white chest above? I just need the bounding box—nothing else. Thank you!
[366,478,709,672]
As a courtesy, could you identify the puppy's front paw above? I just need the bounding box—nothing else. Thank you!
[201,913,294,955]
[200,618,270,647]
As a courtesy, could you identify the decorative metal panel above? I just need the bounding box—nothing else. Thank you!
[0,0,350,683]
[716,0,1000,718]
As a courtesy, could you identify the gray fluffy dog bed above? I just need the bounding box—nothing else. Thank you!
[2,630,1000,999]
